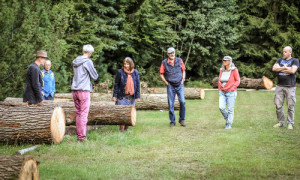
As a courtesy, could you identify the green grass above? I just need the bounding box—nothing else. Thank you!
[1,87,300,179]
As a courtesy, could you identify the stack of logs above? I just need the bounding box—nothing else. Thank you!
[0,98,137,138]
[0,87,205,178]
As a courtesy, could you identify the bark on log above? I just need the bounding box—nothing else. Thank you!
[212,76,273,89]
[3,98,136,126]
[0,103,65,144]
[54,93,179,110]
[0,155,39,180]
[136,94,179,110]
[141,87,205,99]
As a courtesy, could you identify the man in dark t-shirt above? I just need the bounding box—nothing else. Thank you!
[272,46,299,130]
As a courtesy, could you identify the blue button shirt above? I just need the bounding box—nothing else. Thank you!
[42,69,56,97]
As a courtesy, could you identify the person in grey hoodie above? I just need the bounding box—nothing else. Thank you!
[71,44,98,142]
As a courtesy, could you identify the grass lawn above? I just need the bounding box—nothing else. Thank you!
[1,87,300,179]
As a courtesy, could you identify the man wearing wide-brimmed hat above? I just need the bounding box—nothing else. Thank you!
[23,50,47,105]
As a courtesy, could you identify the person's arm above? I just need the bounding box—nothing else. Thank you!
[159,62,169,85]
[272,63,287,72]
[181,71,186,84]
[31,67,43,103]
[180,59,186,84]
[135,71,140,101]
[218,71,223,91]
[52,73,56,96]
[112,70,121,101]
[231,69,240,91]
[85,60,99,81]
[160,73,169,85]
[281,65,298,74]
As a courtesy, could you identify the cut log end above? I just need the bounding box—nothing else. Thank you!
[262,76,273,90]
[199,88,205,100]
[131,106,137,126]
[19,156,39,180]
[51,107,65,144]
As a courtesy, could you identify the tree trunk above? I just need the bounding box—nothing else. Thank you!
[3,98,136,126]
[212,76,273,89]
[0,103,65,144]
[54,93,179,110]
[141,87,205,99]
[0,155,39,180]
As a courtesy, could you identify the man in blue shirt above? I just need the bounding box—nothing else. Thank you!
[42,60,56,100]
[272,46,299,130]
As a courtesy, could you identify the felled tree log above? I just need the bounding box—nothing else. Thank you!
[54,93,113,102]
[212,76,273,90]
[141,87,205,99]
[136,94,180,110]
[3,98,136,126]
[0,155,39,180]
[0,102,65,144]
[55,93,179,110]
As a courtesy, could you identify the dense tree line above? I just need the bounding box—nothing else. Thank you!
[0,0,299,100]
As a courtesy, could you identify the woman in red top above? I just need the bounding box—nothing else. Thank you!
[218,56,240,129]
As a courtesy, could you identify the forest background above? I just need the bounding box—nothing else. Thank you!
[0,0,300,100]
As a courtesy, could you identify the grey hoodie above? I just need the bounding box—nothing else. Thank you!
[71,55,98,92]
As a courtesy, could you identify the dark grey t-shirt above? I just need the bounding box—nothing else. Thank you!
[276,57,299,87]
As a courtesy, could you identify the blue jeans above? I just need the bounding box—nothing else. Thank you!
[219,91,237,125]
[167,84,185,125]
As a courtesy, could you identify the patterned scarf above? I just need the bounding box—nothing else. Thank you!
[124,68,134,95]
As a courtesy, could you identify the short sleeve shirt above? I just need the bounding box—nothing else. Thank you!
[276,57,299,87]
[160,58,186,74]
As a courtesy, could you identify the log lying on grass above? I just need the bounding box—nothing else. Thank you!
[212,76,273,90]
[3,98,136,126]
[0,102,65,144]
[141,87,205,99]
[136,94,179,110]
[54,93,179,110]
[0,155,39,180]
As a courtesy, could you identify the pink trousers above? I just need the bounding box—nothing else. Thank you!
[72,91,90,140]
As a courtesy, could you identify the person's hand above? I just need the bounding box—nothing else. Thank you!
[112,97,117,102]
[136,98,140,102]
[37,101,43,106]
[41,91,44,96]
[165,82,169,86]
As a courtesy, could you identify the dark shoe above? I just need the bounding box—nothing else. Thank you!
[179,121,186,127]
[170,123,175,127]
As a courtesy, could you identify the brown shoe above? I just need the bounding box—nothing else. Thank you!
[179,121,186,127]
[170,123,175,127]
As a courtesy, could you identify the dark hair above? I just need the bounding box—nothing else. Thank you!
[123,57,134,71]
